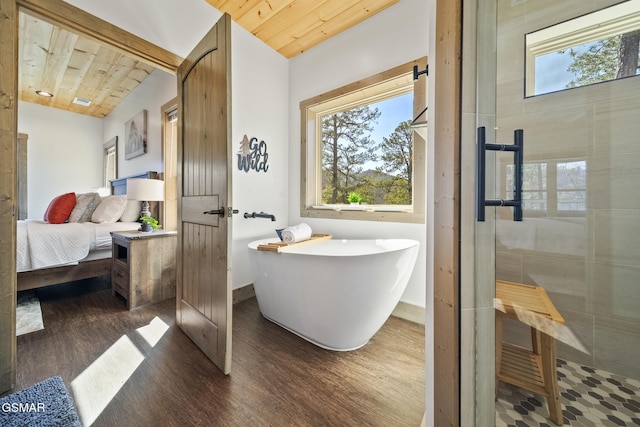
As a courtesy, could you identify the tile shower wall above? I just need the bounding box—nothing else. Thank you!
[494,0,640,380]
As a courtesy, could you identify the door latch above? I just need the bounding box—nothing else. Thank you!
[203,208,225,217]
[203,207,239,218]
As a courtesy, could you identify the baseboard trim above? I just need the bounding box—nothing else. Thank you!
[392,302,425,325]
[233,284,255,304]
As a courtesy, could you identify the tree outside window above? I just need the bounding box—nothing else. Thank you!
[300,57,427,223]
[320,100,414,206]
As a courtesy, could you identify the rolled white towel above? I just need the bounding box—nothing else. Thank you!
[281,223,312,243]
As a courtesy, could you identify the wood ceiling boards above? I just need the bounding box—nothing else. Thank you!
[205,0,400,58]
[19,12,156,118]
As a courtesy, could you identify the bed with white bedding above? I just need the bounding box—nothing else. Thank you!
[17,220,140,272]
[17,171,159,291]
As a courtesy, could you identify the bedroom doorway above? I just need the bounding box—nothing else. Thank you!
[0,0,183,393]
[0,0,236,391]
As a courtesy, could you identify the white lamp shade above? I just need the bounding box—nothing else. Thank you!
[126,178,164,201]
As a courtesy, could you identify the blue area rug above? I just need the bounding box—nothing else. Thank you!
[0,376,81,426]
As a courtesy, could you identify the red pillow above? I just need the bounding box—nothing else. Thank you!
[43,192,76,224]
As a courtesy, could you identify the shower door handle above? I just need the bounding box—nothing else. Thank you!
[476,126,523,222]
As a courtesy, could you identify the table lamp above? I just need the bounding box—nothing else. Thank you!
[126,178,164,218]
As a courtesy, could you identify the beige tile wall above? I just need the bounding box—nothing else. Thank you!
[495,0,640,380]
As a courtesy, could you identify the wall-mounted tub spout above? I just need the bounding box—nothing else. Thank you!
[244,212,276,221]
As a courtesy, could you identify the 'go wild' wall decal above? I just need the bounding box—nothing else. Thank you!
[237,135,269,172]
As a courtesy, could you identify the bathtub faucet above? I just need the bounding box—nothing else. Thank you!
[244,211,276,221]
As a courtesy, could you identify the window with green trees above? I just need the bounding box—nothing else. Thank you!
[320,99,414,206]
[300,58,427,223]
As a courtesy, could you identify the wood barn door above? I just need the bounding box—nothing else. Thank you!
[176,13,233,374]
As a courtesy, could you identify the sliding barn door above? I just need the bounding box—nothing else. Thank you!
[176,13,232,374]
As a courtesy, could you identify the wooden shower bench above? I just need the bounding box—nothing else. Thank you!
[495,280,565,425]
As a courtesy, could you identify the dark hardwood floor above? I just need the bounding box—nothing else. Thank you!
[15,278,425,426]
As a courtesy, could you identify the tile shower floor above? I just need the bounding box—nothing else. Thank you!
[496,358,640,426]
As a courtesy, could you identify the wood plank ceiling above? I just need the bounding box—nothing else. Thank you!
[205,0,400,58]
[19,12,155,118]
[19,0,399,117]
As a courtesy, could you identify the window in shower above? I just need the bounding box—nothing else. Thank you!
[525,0,640,97]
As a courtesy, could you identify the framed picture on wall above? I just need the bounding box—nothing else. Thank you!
[124,110,147,160]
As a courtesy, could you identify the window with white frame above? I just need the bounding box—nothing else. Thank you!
[300,58,427,223]
[104,136,117,186]
[525,0,640,97]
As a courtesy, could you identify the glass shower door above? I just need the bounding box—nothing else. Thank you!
[475,0,640,425]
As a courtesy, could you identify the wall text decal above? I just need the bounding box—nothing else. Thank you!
[237,135,269,172]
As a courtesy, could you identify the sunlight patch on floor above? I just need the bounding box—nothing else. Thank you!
[136,316,170,347]
[70,317,169,426]
[16,295,44,336]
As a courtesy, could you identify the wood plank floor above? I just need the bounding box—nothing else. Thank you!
[15,278,425,426]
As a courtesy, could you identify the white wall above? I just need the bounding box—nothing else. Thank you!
[103,69,176,178]
[288,0,429,307]
[230,24,290,288]
[18,101,104,218]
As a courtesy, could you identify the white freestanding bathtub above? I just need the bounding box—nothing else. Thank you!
[247,238,419,351]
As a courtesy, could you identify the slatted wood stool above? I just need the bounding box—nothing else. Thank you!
[495,280,565,425]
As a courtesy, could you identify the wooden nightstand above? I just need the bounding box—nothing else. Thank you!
[111,230,177,309]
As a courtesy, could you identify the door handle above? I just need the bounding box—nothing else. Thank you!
[203,208,225,217]
[476,127,524,222]
[203,207,239,218]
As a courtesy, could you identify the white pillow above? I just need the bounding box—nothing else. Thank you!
[91,195,127,223]
[68,192,101,223]
[119,200,142,222]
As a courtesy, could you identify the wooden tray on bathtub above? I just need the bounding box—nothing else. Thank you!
[257,233,332,253]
